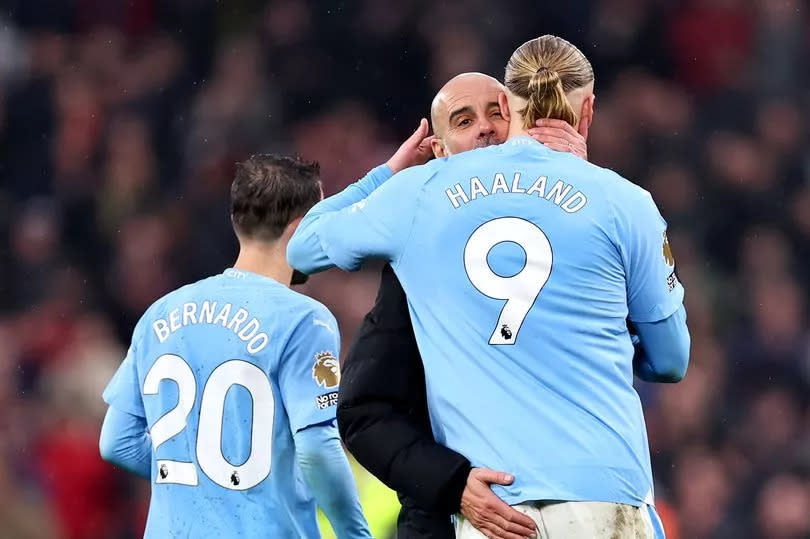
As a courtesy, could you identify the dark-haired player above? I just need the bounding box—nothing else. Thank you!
[99,155,371,538]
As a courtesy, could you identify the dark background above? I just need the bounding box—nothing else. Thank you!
[1,0,809,537]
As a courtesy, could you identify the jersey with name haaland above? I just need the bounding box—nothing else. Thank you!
[103,268,341,538]
[304,136,684,507]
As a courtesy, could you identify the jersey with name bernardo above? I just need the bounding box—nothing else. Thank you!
[103,268,341,538]
[314,136,684,507]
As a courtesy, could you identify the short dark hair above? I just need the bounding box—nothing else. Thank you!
[230,154,322,240]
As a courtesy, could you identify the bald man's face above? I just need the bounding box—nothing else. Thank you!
[431,76,509,157]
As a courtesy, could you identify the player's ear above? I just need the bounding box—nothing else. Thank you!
[431,137,447,158]
[577,94,595,140]
[498,92,512,123]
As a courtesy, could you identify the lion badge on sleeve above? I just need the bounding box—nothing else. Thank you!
[663,231,675,267]
[312,351,340,388]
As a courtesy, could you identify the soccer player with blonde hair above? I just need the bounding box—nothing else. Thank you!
[290,35,689,538]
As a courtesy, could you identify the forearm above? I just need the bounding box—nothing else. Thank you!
[287,164,392,274]
[633,304,690,383]
[318,164,393,212]
[294,423,372,539]
[99,406,152,478]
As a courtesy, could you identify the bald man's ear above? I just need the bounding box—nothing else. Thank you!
[498,92,512,122]
[578,94,595,140]
[431,137,447,158]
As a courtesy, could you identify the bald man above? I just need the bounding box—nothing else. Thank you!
[335,73,586,539]
[429,72,587,158]
[430,72,506,155]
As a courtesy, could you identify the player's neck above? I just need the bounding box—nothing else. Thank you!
[506,120,530,141]
[233,240,292,287]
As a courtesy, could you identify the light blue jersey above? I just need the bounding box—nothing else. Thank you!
[288,137,685,508]
[103,268,343,538]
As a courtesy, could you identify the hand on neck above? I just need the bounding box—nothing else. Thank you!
[233,239,293,286]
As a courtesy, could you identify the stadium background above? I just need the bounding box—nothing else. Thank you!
[1,0,809,537]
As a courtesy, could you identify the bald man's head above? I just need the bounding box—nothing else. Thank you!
[429,72,509,158]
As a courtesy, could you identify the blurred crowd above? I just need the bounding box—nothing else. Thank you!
[0,0,809,537]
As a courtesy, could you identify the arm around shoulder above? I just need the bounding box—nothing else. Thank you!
[286,164,394,275]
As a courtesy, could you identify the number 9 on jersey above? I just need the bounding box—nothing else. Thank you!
[464,217,553,345]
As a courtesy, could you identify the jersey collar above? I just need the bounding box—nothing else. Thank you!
[506,135,545,148]
[223,268,283,286]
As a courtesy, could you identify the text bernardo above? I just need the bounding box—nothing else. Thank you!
[446,172,587,213]
[152,301,270,354]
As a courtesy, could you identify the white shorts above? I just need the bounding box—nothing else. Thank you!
[455,501,661,538]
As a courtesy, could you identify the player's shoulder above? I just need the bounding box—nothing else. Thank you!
[444,144,497,166]
[281,287,337,326]
[424,145,504,180]
[275,289,339,352]
[391,157,447,184]
[420,156,449,172]
[578,161,654,207]
[581,165,666,236]
[133,275,219,335]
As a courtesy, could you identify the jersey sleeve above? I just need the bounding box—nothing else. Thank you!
[102,319,146,418]
[99,406,152,477]
[613,186,685,323]
[633,304,690,383]
[277,306,343,433]
[287,165,430,274]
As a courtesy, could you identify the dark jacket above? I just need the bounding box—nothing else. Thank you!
[337,265,471,538]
